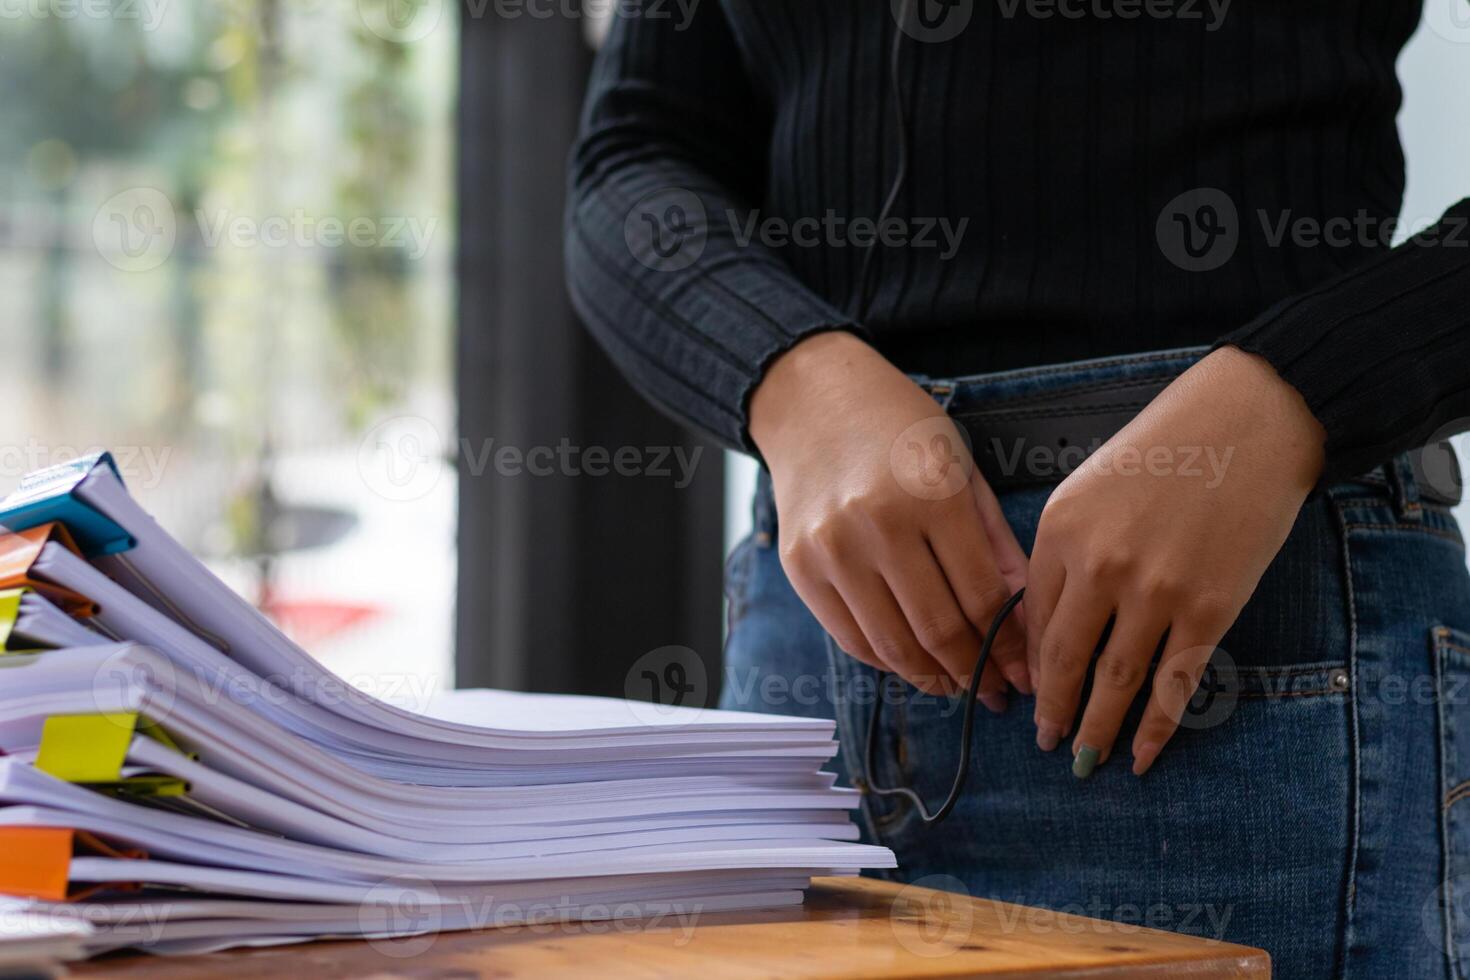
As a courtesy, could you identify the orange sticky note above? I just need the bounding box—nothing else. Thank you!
[0,827,73,901]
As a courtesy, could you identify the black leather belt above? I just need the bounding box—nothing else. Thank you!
[939,376,1462,505]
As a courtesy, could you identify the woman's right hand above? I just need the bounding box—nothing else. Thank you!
[749,331,1031,707]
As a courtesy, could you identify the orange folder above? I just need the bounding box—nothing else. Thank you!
[0,827,145,902]
[0,523,98,616]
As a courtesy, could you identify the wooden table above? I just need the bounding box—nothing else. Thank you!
[75,877,1270,978]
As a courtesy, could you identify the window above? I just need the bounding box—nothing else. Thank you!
[0,1,457,704]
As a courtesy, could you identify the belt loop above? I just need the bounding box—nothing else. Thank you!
[1387,454,1423,522]
[1411,440,1464,507]
[928,381,957,413]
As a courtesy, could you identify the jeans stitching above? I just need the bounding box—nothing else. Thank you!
[1434,630,1464,979]
[1342,521,1466,548]
[1335,496,1459,515]
[946,375,1170,407]
[1339,496,1462,516]
[943,347,1206,386]
[954,399,1158,423]
[1331,494,1362,980]
[1224,665,1346,678]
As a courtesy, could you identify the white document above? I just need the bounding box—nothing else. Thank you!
[0,454,896,957]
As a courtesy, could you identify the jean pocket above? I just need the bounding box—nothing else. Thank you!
[1434,626,1470,977]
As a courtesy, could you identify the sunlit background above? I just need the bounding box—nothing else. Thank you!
[0,1,457,697]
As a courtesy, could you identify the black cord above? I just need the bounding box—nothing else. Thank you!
[848,0,1004,828]
[855,0,913,324]
[862,588,1026,826]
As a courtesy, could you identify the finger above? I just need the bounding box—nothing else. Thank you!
[831,569,955,697]
[968,474,1031,692]
[872,541,991,702]
[928,506,1028,696]
[1130,625,1227,776]
[1068,607,1170,777]
[976,659,1010,714]
[1032,580,1114,752]
[787,578,885,672]
[970,470,1029,594]
[1024,541,1066,689]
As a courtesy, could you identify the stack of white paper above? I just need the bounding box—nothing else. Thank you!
[0,454,893,956]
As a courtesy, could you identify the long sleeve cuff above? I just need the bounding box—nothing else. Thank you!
[1216,198,1470,487]
[564,2,865,456]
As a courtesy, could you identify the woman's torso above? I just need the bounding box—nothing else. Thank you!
[715,0,1422,376]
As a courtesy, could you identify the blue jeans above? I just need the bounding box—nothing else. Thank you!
[721,348,1470,979]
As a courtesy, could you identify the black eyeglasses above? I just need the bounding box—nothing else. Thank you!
[853,587,1026,827]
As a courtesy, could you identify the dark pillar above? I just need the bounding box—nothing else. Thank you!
[455,5,726,698]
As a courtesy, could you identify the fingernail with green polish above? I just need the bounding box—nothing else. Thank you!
[1072,745,1100,779]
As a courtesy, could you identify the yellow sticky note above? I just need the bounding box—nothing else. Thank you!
[0,587,24,652]
[35,712,138,783]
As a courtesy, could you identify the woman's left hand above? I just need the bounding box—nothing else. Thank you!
[1026,346,1327,777]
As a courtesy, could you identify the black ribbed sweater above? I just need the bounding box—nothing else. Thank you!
[565,1,1470,486]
